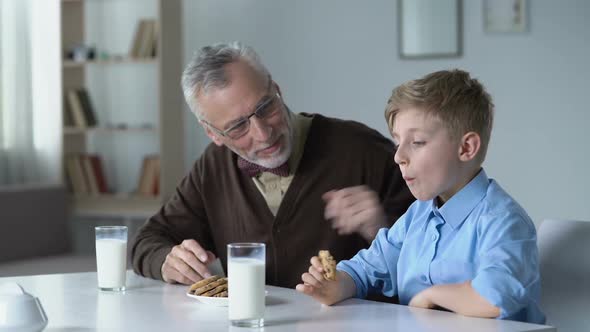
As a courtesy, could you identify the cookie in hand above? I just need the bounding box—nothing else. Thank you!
[318,250,336,281]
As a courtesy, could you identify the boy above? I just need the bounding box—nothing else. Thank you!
[296,70,545,324]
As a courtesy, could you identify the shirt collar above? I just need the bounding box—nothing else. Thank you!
[431,169,489,229]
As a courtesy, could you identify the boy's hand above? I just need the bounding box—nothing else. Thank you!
[409,287,435,309]
[409,282,500,318]
[295,256,354,306]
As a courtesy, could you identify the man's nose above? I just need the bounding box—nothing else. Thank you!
[249,117,272,141]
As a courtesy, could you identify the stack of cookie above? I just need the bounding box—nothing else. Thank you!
[188,275,228,297]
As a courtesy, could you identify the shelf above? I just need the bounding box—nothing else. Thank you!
[63,57,157,68]
[64,126,158,135]
[70,194,160,219]
[60,0,185,219]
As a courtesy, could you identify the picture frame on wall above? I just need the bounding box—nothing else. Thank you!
[398,0,462,59]
[484,0,526,33]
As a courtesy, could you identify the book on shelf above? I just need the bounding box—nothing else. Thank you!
[129,19,158,59]
[65,155,89,194]
[138,20,155,58]
[63,94,74,127]
[88,154,109,193]
[65,88,98,129]
[66,89,87,128]
[129,20,146,58]
[150,21,159,57]
[65,153,109,195]
[76,88,98,127]
[137,155,160,196]
[81,155,99,195]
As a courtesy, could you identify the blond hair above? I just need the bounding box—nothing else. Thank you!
[385,69,494,163]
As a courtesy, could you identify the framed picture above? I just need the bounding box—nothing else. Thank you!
[484,0,526,33]
[398,0,462,59]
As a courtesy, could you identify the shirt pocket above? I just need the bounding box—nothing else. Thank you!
[430,259,476,285]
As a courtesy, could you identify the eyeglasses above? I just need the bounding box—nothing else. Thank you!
[203,92,283,140]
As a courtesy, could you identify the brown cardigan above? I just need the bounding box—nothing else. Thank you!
[131,113,414,288]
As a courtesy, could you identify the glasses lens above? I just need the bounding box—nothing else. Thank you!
[257,96,279,118]
[225,94,281,139]
[226,121,249,139]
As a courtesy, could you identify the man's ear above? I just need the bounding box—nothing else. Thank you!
[274,81,282,97]
[458,132,481,162]
[200,121,224,147]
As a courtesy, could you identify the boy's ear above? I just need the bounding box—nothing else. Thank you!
[458,132,481,162]
[201,121,224,147]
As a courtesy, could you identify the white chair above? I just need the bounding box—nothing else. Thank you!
[537,219,590,332]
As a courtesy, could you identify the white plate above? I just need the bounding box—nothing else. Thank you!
[186,290,268,307]
[186,292,228,307]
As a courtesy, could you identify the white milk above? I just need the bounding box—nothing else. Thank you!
[95,239,127,289]
[228,258,265,320]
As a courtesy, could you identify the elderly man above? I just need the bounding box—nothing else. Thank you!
[131,42,413,288]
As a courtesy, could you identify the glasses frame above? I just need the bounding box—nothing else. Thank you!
[201,76,284,140]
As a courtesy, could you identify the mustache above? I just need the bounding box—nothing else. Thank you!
[254,135,281,152]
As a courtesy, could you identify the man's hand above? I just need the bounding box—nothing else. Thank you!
[323,185,387,241]
[295,256,356,306]
[161,239,216,285]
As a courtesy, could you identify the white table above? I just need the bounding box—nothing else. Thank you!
[0,271,555,331]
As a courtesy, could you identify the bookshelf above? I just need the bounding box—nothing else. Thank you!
[60,0,185,218]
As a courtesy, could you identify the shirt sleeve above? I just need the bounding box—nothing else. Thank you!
[337,214,408,299]
[470,211,540,319]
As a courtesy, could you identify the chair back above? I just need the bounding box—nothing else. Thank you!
[537,219,590,332]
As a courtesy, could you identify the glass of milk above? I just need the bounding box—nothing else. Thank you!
[95,226,128,292]
[227,242,266,328]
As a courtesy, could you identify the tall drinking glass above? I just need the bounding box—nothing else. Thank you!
[95,226,127,292]
[227,243,266,328]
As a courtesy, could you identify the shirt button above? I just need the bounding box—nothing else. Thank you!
[431,234,437,241]
[421,275,428,282]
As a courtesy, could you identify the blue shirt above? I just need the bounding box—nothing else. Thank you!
[338,170,545,324]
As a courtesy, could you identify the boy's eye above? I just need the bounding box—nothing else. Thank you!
[412,141,425,146]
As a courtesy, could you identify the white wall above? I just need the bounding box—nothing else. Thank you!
[181,0,590,223]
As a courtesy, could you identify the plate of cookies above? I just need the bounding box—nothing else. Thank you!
[186,275,228,306]
[186,275,269,307]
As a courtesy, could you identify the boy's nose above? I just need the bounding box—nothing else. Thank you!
[394,146,407,165]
